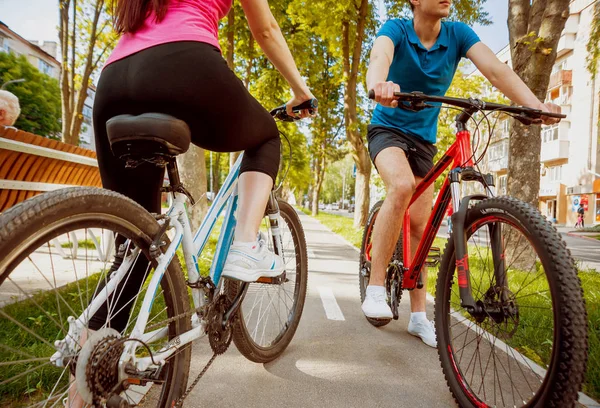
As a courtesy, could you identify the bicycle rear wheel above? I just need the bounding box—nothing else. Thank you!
[226,200,307,363]
[0,187,191,408]
[435,196,587,408]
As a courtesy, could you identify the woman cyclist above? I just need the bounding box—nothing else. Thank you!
[90,0,315,327]
[67,0,315,405]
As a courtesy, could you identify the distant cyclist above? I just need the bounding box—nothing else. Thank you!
[576,204,585,228]
[362,0,561,348]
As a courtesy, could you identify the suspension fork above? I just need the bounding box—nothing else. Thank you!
[449,170,478,314]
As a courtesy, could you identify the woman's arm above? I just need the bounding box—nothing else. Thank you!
[240,0,314,113]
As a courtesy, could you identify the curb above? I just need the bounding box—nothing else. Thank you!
[567,232,600,243]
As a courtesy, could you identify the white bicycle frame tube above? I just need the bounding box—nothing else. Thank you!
[63,154,260,372]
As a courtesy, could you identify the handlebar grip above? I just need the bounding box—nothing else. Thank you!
[541,111,566,119]
[368,90,375,100]
[292,98,318,113]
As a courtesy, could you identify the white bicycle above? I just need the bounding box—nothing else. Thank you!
[0,101,315,407]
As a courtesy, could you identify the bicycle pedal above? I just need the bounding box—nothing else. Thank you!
[426,246,441,267]
[256,271,287,284]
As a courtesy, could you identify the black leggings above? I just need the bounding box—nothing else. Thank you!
[90,41,280,331]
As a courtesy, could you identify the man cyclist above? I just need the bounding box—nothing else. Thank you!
[362,0,561,347]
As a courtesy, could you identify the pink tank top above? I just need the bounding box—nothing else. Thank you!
[105,0,232,66]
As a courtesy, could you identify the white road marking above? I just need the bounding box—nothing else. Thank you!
[318,286,345,321]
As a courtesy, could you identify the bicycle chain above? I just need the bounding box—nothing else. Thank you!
[145,304,206,332]
[135,302,225,407]
[173,352,218,408]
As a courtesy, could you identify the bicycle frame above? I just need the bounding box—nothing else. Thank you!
[54,153,285,373]
[400,126,495,312]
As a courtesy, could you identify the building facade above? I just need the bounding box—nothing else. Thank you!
[0,21,60,80]
[471,0,600,226]
[0,21,97,150]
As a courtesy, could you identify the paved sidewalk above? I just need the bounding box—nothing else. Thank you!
[174,211,456,408]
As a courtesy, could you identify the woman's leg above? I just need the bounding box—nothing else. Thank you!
[235,172,273,242]
[124,41,283,281]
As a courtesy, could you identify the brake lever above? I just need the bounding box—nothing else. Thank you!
[514,114,541,126]
[398,101,434,112]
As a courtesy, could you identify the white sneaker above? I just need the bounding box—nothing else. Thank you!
[408,318,437,348]
[361,286,393,319]
[222,233,284,282]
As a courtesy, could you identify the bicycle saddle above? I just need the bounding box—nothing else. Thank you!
[106,113,191,162]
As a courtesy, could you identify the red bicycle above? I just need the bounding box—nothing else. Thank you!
[360,91,588,408]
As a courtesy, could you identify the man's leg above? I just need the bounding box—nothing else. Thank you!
[362,147,415,318]
[405,176,436,347]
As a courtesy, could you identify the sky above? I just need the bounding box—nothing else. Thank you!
[0,0,509,54]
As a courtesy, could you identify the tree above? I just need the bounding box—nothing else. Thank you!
[178,146,208,229]
[58,0,117,145]
[506,0,569,206]
[587,1,600,79]
[0,53,61,137]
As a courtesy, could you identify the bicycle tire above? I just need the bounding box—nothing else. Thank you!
[435,196,587,408]
[226,199,308,363]
[359,200,403,328]
[0,187,191,408]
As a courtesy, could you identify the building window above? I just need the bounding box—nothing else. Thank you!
[0,36,7,53]
[38,59,53,76]
[542,124,559,143]
[552,60,567,74]
[548,165,562,182]
[489,140,507,161]
[82,105,93,125]
[498,175,507,195]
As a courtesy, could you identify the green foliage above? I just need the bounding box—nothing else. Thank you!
[433,66,508,191]
[384,0,491,26]
[587,1,600,79]
[321,154,356,203]
[0,53,61,137]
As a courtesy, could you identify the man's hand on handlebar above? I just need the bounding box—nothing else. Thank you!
[537,102,562,125]
[371,81,401,108]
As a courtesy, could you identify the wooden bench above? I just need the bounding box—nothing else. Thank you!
[0,126,101,213]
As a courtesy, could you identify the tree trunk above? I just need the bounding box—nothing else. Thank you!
[60,0,110,146]
[178,145,208,230]
[311,154,326,216]
[225,7,235,70]
[507,0,569,207]
[244,36,255,89]
[212,152,222,193]
[230,151,241,170]
[341,1,371,228]
[59,0,73,144]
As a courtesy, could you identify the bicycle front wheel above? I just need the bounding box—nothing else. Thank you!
[435,196,587,408]
[0,187,191,408]
[226,199,307,363]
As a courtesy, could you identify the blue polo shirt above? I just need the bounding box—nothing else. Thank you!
[370,19,480,144]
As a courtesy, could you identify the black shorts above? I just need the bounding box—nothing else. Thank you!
[367,125,437,178]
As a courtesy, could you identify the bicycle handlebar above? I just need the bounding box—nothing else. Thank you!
[270,98,319,122]
[367,90,565,125]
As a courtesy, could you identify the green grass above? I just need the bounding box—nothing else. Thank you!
[301,208,600,401]
[581,225,600,233]
[60,239,97,249]
[300,208,363,247]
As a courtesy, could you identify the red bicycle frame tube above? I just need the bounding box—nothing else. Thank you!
[401,129,473,289]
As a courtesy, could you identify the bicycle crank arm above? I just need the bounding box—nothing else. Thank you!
[223,282,249,326]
